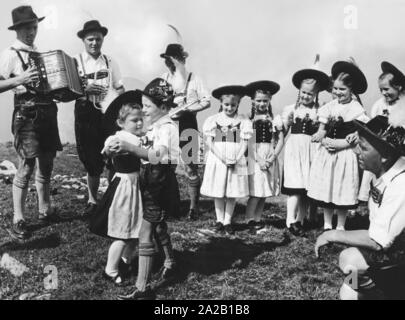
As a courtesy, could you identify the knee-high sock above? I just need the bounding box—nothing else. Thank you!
[188,176,201,211]
[136,242,155,291]
[105,240,127,277]
[296,196,308,224]
[214,198,226,223]
[323,208,334,230]
[224,198,236,226]
[286,195,299,228]
[87,174,100,204]
[36,182,51,214]
[12,185,28,222]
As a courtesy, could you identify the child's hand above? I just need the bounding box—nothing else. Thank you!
[258,159,267,171]
[346,132,359,146]
[311,131,324,143]
[108,138,132,155]
[226,157,236,169]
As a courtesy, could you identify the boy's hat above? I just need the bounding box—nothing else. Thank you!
[104,90,142,136]
[331,57,368,94]
[381,61,405,86]
[212,85,246,100]
[160,43,188,60]
[138,78,176,107]
[354,111,405,158]
[292,54,330,92]
[8,5,44,30]
[245,80,280,98]
[77,20,108,39]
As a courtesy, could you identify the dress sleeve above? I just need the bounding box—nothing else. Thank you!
[202,115,217,137]
[273,114,284,131]
[318,101,332,124]
[281,104,294,128]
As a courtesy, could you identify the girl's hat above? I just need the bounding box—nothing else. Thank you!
[212,85,246,100]
[331,58,368,94]
[354,114,405,158]
[104,90,142,136]
[292,54,330,92]
[138,78,176,107]
[381,61,405,86]
[245,80,280,98]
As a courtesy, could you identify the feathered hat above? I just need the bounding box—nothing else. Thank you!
[292,54,330,92]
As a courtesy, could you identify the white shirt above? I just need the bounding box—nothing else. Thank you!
[146,116,180,164]
[0,39,38,95]
[161,71,210,107]
[75,51,124,103]
[368,157,405,249]
[281,103,319,129]
[318,99,369,124]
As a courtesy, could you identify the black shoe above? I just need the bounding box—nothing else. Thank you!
[151,265,177,289]
[117,287,156,300]
[83,203,97,217]
[10,220,30,240]
[224,224,235,235]
[213,222,224,233]
[187,209,199,221]
[247,220,257,234]
[102,271,124,286]
[38,209,60,225]
[288,222,305,236]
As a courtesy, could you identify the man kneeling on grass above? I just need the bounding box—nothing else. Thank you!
[315,113,405,300]
[108,78,181,300]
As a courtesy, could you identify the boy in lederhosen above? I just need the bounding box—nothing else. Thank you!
[108,78,181,300]
[0,6,62,240]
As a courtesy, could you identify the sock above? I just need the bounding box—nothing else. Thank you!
[286,195,299,228]
[135,242,155,291]
[157,225,175,269]
[337,209,347,231]
[105,240,126,277]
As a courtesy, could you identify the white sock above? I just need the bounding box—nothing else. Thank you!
[105,240,126,277]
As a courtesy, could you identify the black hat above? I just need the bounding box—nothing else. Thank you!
[103,91,142,136]
[331,60,368,94]
[8,6,44,31]
[245,80,280,98]
[381,61,405,86]
[77,20,108,39]
[292,69,330,92]
[354,115,405,158]
[212,85,246,100]
[160,44,188,60]
[139,78,176,107]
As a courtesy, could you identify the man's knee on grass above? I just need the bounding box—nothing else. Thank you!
[339,247,369,274]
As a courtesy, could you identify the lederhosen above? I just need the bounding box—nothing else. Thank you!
[74,54,111,176]
[140,128,181,223]
[11,48,62,159]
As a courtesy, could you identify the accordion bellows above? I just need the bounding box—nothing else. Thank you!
[28,50,84,102]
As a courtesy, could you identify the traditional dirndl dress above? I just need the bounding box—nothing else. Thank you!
[248,114,283,197]
[89,131,143,239]
[200,112,253,198]
[281,104,321,195]
[307,99,369,209]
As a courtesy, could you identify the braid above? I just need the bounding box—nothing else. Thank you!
[354,93,363,107]
[294,90,301,110]
[267,102,274,119]
[314,93,320,109]
[250,103,256,120]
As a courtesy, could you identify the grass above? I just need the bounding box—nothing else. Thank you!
[0,142,350,300]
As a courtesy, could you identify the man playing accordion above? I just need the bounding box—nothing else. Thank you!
[0,6,62,240]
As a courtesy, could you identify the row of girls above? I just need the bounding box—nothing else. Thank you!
[200,58,405,235]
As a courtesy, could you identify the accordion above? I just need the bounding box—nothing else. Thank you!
[28,50,84,102]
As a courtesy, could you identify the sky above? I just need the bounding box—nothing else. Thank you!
[1,0,405,143]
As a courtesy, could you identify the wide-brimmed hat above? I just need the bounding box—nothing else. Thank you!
[354,115,405,158]
[77,20,108,39]
[8,6,44,31]
[381,61,405,86]
[212,85,246,100]
[103,91,142,136]
[331,59,368,94]
[138,78,176,108]
[245,80,280,98]
[160,44,189,60]
[292,54,330,92]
